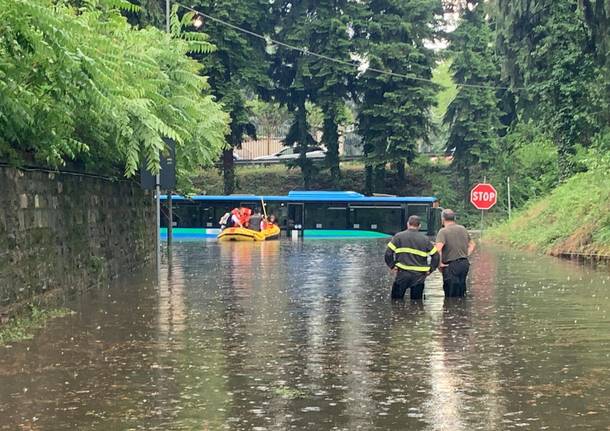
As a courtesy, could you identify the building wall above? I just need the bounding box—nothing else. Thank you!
[0,166,155,315]
[236,137,284,159]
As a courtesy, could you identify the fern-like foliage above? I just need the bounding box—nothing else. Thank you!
[0,0,228,181]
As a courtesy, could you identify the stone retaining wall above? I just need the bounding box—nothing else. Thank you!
[0,166,155,315]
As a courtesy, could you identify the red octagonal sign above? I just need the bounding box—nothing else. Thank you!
[470,183,497,210]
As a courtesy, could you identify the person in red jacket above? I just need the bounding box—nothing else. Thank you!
[260,214,277,231]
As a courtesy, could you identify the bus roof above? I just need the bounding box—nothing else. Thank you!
[161,191,437,203]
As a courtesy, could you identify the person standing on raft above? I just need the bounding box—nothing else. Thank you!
[384,215,440,300]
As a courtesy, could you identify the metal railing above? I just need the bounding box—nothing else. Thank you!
[232,153,449,166]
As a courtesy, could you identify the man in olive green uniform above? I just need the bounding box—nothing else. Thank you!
[435,209,476,297]
[384,215,440,300]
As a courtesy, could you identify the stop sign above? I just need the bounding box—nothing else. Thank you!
[470,183,497,210]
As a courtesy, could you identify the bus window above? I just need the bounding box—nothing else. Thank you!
[200,206,215,227]
[349,206,403,233]
[262,202,288,227]
[197,205,234,227]
[171,202,201,228]
[429,207,442,236]
[304,204,348,229]
[407,204,429,231]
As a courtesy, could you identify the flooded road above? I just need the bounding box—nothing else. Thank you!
[1,240,609,430]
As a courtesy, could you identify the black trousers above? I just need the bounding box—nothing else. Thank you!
[442,258,470,297]
[391,272,426,300]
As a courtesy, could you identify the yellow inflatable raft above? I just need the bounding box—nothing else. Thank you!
[217,225,280,242]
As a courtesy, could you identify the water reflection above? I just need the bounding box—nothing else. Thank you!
[0,241,609,430]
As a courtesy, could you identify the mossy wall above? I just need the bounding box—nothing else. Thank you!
[0,167,155,315]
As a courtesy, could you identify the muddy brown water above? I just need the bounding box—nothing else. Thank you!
[0,240,609,430]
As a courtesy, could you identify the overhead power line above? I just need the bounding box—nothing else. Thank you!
[175,2,519,91]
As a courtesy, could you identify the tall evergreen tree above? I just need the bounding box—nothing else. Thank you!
[496,0,603,180]
[357,0,441,193]
[268,0,319,189]
[185,0,270,194]
[444,1,503,206]
[307,0,361,184]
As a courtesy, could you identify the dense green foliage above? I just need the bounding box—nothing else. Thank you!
[496,0,608,180]
[3,0,609,247]
[489,122,558,210]
[444,1,502,205]
[357,0,442,192]
[306,1,358,183]
[488,156,610,256]
[0,0,228,182]
[442,0,609,236]
[267,0,323,190]
[186,0,270,194]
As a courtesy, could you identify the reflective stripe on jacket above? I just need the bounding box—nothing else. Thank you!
[384,229,440,273]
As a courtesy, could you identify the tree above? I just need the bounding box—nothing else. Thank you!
[356,0,442,192]
[306,0,360,184]
[496,0,604,180]
[248,98,292,140]
[0,0,228,185]
[187,0,271,194]
[444,1,503,205]
[579,0,610,145]
[268,0,319,189]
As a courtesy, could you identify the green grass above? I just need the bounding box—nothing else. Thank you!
[487,165,610,257]
[0,306,74,346]
[193,162,437,196]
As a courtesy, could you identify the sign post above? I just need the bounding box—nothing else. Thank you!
[507,177,512,219]
[470,182,497,235]
[140,139,176,276]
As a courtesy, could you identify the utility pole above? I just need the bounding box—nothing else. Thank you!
[480,176,486,237]
[507,176,512,219]
[166,0,170,33]
[164,0,174,247]
[155,0,171,275]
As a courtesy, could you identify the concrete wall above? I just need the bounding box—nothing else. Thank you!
[0,166,155,315]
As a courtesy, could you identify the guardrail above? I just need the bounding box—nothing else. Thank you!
[232,153,449,166]
[233,155,363,166]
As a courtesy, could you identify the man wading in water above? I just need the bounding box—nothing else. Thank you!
[435,209,476,297]
[384,215,440,300]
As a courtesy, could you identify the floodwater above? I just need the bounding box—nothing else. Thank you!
[1,240,609,430]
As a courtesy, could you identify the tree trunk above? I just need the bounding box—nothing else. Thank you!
[222,148,235,195]
[395,160,406,181]
[295,97,314,190]
[365,164,373,195]
[374,163,386,193]
[463,165,470,208]
[322,103,341,185]
[557,135,575,182]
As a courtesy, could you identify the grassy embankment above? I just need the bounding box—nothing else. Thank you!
[487,166,610,257]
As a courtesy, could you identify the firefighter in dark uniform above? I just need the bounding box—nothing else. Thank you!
[384,215,440,300]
